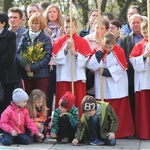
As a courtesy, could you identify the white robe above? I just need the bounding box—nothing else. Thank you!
[129,43,150,92]
[87,51,128,99]
[53,39,89,82]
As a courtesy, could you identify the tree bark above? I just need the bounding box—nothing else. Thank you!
[2,0,13,13]
[101,0,107,13]
[118,0,133,23]
[73,0,89,27]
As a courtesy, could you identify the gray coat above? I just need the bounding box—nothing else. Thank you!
[8,27,26,48]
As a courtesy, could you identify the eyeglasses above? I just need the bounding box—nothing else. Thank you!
[109,26,118,30]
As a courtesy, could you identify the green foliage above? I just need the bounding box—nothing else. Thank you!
[2,0,13,12]
[1,0,148,30]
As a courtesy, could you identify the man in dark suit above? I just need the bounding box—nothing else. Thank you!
[0,12,18,115]
[8,7,27,88]
[120,14,143,119]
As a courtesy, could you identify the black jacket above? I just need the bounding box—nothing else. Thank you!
[120,32,135,86]
[79,26,91,38]
[0,28,18,83]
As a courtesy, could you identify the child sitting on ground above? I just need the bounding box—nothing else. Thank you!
[26,89,48,142]
[50,91,79,143]
[72,95,118,146]
[0,88,44,146]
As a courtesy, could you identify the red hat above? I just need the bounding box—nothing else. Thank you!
[59,91,75,111]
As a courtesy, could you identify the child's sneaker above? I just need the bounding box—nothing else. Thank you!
[89,139,104,146]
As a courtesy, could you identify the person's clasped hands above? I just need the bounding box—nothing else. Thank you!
[65,40,78,56]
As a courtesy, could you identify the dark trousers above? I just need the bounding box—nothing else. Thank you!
[23,77,49,103]
[57,115,76,142]
[0,83,16,115]
[47,66,56,116]
[88,114,116,146]
[88,114,100,141]
[1,132,31,146]
[129,85,135,119]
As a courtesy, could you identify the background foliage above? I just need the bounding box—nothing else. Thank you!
[0,0,148,30]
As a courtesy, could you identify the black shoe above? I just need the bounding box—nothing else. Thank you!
[125,135,137,139]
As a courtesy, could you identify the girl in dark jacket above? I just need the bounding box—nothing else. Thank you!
[0,12,18,115]
[16,13,52,104]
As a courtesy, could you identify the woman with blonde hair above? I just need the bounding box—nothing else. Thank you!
[43,4,64,42]
[43,4,64,116]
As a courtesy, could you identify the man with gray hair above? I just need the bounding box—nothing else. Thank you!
[122,5,141,35]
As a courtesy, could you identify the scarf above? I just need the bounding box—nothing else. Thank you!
[48,22,60,41]
[29,30,42,42]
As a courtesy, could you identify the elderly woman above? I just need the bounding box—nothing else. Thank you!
[0,12,18,115]
[16,13,52,101]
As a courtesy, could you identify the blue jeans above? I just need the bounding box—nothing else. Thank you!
[88,113,100,141]
[1,132,31,146]
[104,136,116,146]
[88,114,116,146]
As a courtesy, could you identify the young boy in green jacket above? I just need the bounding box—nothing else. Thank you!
[72,95,118,146]
[50,91,79,143]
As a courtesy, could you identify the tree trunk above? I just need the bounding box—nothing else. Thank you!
[73,0,89,27]
[101,0,107,13]
[2,0,13,13]
[118,0,133,23]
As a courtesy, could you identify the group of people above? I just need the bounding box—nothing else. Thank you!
[0,1,150,147]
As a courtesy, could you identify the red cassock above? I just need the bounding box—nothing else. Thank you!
[92,45,135,138]
[130,38,150,139]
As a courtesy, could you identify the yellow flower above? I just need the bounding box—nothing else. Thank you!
[21,42,46,65]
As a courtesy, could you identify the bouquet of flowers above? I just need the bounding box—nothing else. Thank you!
[20,42,46,77]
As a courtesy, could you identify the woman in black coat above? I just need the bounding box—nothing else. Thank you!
[0,12,18,115]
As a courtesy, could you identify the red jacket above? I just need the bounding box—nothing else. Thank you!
[0,102,40,135]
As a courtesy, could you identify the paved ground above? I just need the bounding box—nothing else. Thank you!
[0,137,150,150]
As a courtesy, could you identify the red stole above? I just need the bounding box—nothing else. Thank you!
[129,38,147,57]
[91,45,128,70]
[52,33,92,56]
